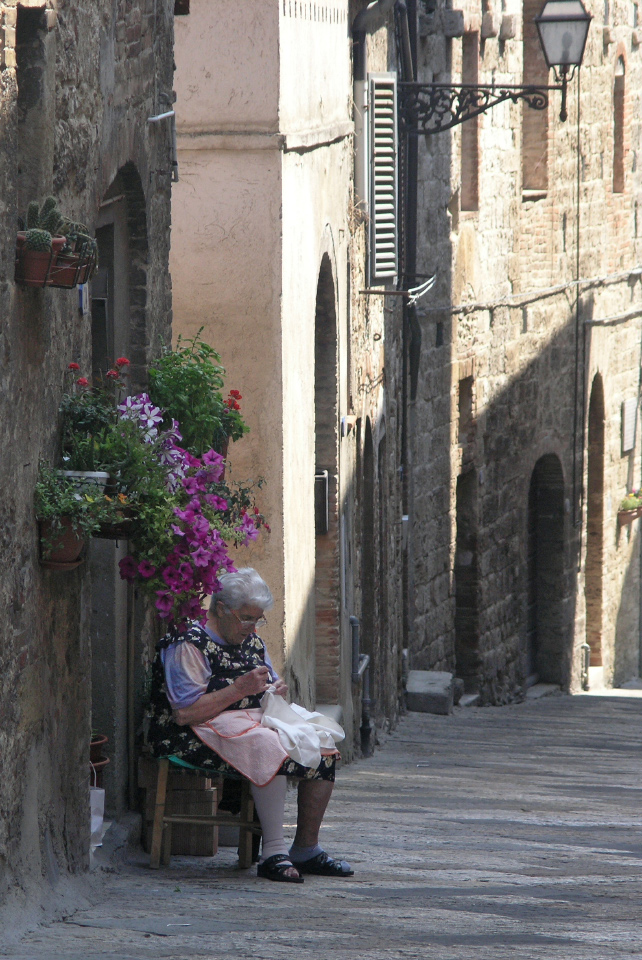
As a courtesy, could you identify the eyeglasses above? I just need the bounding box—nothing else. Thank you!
[227,607,267,628]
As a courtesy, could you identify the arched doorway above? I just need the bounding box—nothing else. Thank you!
[314,254,340,704]
[527,454,566,684]
[455,468,479,690]
[585,375,605,666]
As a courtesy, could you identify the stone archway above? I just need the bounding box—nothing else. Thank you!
[585,374,605,667]
[527,454,567,684]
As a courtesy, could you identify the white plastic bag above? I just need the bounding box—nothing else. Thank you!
[90,764,105,849]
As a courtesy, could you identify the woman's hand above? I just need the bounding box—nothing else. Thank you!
[233,665,270,698]
[273,678,288,698]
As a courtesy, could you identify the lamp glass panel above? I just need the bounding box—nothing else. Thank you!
[536,0,591,66]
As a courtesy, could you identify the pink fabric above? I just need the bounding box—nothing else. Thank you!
[191,709,289,786]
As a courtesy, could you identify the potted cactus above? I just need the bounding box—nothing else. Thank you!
[15,197,66,287]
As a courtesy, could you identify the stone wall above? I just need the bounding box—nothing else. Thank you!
[410,0,642,699]
[0,0,173,924]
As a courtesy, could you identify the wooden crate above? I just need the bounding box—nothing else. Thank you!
[139,756,219,856]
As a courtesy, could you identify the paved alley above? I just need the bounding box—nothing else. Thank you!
[5,692,642,960]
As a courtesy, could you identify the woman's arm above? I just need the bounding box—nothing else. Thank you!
[173,664,271,726]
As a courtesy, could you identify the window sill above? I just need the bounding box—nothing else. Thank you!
[522,190,547,203]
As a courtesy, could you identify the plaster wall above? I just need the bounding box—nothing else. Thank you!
[412,0,642,699]
[279,0,351,134]
[173,0,279,133]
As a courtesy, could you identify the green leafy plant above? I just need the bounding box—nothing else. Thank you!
[619,492,642,512]
[35,462,126,548]
[148,330,249,456]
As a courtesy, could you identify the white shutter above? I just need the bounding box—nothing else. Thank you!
[369,73,398,284]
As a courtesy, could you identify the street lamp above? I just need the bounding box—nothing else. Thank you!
[398,0,592,133]
[535,0,592,121]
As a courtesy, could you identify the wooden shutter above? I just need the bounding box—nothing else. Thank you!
[369,74,398,283]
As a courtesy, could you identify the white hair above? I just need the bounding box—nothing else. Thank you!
[209,568,274,613]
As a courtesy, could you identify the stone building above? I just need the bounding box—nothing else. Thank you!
[407,0,642,699]
[170,0,406,753]
[0,0,174,922]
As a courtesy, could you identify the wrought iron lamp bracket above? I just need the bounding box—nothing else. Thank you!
[398,78,570,135]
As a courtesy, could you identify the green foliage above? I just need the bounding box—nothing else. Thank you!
[25,228,53,252]
[35,462,124,544]
[620,493,642,512]
[148,329,249,456]
[60,387,119,471]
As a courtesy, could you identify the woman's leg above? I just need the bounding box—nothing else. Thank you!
[250,776,299,877]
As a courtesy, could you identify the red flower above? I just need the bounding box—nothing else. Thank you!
[106,369,119,380]
[115,357,130,367]
[229,390,242,399]
[68,362,80,371]
[254,507,260,515]
[76,377,89,387]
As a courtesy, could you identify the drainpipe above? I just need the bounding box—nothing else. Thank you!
[350,616,373,756]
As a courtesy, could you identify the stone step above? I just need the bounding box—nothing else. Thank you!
[405,670,453,715]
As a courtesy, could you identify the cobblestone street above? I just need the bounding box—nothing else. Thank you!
[4,691,642,960]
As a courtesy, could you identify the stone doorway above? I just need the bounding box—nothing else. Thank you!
[527,454,566,684]
[585,374,605,667]
[314,254,340,704]
[455,469,480,691]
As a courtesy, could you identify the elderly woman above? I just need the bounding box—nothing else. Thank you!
[147,567,353,883]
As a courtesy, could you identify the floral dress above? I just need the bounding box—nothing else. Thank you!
[146,623,336,781]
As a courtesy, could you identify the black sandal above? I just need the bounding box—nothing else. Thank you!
[257,854,304,884]
[295,851,354,877]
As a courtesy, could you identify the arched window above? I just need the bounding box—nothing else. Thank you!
[613,57,625,194]
[522,0,548,194]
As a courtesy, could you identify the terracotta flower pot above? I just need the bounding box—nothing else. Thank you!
[39,517,85,568]
[15,235,67,287]
[90,734,109,764]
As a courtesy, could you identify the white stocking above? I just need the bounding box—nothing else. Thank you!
[250,776,289,862]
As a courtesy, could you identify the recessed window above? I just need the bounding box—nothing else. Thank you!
[613,57,625,194]
[522,0,548,194]
[174,0,190,14]
[461,33,479,212]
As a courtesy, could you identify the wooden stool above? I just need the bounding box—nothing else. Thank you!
[149,758,262,869]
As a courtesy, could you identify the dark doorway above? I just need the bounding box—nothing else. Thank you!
[527,454,567,684]
[362,418,376,694]
[455,469,479,690]
[586,375,605,666]
[314,254,340,703]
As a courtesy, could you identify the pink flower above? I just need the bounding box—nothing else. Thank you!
[205,494,228,511]
[202,449,224,467]
[106,369,119,380]
[182,476,206,496]
[138,560,156,579]
[119,556,138,581]
[68,362,80,371]
[76,377,89,388]
[171,523,186,537]
[115,357,130,367]
[155,591,174,617]
[190,546,211,567]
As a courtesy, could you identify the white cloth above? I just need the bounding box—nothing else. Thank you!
[260,688,345,770]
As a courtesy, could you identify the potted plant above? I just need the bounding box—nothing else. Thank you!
[48,218,98,288]
[15,197,67,287]
[618,491,642,525]
[148,330,249,457]
[35,464,124,568]
[15,197,97,289]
